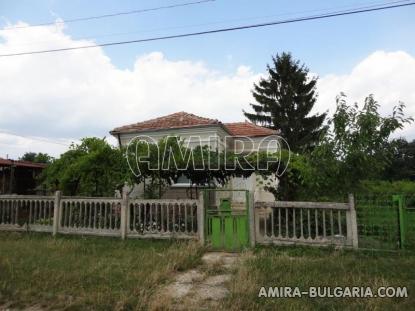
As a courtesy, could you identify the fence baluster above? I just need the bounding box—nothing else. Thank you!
[0,196,199,239]
[190,203,193,233]
[292,208,296,239]
[300,209,304,239]
[167,203,170,232]
[1,201,4,223]
[88,202,92,228]
[173,204,176,232]
[285,208,289,238]
[102,203,106,229]
[184,203,188,233]
[138,203,142,232]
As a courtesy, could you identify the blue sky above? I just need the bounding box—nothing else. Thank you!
[0,0,414,158]
[1,0,415,74]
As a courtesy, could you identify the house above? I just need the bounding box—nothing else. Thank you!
[0,158,47,195]
[110,112,279,202]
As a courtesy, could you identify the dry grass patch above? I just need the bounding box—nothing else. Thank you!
[221,246,415,310]
[0,232,203,310]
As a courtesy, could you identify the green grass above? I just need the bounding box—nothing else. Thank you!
[2,232,415,310]
[0,232,203,310]
[222,246,415,310]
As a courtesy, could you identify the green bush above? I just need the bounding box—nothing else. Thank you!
[359,180,415,195]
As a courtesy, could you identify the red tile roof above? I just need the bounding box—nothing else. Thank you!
[110,112,221,134]
[224,121,279,137]
[110,112,279,137]
[0,158,47,169]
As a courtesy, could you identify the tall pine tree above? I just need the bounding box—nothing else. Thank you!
[244,52,327,151]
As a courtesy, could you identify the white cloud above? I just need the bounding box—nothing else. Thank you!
[0,23,414,159]
[0,132,74,159]
[0,22,260,158]
[317,51,415,139]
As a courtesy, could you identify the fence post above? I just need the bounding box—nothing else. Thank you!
[197,191,205,245]
[393,195,406,249]
[248,191,256,247]
[346,193,358,249]
[52,190,61,236]
[120,185,129,240]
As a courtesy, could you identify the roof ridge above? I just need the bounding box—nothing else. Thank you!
[111,111,221,134]
[225,121,270,127]
[224,122,279,137]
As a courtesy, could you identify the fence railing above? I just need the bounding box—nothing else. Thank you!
[254,194,358,248]
[0,195,55,232]
[0,191,203,241]
[128,200,199,239]
[0,191,359,249]
[59,197,122,236]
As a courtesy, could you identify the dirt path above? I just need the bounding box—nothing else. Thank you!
[151,252,240,310]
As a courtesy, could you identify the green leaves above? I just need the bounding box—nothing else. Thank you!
[126,136,285,190]
[42,138,129,196]
[20,152,53,164]
[312,94,413,195]
[276,94,413,200]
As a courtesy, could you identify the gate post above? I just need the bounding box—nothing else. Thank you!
[120,185,129,240]
[197,191,205,245]
[248,191,256,247]
[393,195,406,249]
[52,190,61,236]
[346,193,358,249]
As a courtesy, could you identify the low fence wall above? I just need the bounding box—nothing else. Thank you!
[0,191,358,249]
[128,200,199,239]
[0,195,55,232]
[0,191,202,241]
[254,194,358,248]
[59,197,122,237]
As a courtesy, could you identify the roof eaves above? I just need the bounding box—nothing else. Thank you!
[110,123,225,135]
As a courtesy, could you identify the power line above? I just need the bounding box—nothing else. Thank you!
[0,130,73,146]
[2,0,215,30]
[1,1,414,57]
[4,0,407,48]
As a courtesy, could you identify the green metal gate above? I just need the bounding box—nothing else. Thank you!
[398,194,415,250]
[356,194,415,251]
[204,189,249,251]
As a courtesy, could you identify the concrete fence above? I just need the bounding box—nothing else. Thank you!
[0,191,358,249]
[254,194,358,248]
[0,190,204,242]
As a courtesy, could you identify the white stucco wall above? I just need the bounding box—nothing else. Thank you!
[116,126,279,202]
[118,125,229,152]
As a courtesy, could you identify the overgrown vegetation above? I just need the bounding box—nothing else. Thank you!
[0,232,203,310]
[31,52,414,201]
[243,53,414,200]
[41,135,285,197]
[41,138,130,196]
[273,94,413,200]
[222,246,415,310]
